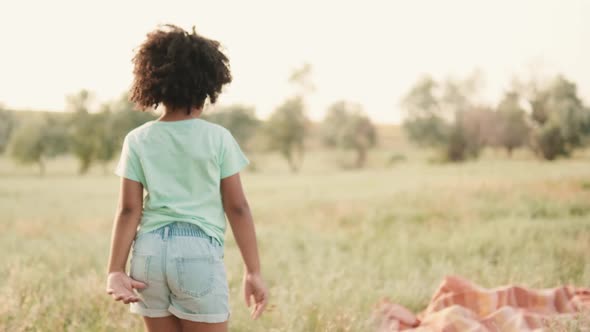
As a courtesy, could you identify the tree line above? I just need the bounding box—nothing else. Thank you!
[1,66,588,175]
[0,64,377,175]
[402,73,590,161]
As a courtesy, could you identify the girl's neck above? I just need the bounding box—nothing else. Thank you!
[158,107,203,122]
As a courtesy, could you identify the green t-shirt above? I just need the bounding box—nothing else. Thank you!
[114,118,249,246]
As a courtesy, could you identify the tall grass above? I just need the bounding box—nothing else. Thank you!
[1,153,589,331]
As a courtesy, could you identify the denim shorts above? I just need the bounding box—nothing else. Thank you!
[129,221,230,323]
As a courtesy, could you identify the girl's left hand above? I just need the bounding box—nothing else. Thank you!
[106,271,147,304]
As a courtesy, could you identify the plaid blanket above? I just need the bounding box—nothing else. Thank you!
[372,275,590,331]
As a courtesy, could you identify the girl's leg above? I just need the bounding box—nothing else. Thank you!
[179,319,228,332]
[143,316,182,332]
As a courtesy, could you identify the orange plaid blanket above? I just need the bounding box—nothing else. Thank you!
[372,275,590,331]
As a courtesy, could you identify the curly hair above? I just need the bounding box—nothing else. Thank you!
[130,25,232,114]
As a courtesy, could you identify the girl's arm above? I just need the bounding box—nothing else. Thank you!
[105,177,147,304]
[221,172,268,319]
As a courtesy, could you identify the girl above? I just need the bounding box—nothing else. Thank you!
[105,25,268,332]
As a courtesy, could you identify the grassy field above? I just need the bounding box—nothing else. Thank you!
[1,148,590,331]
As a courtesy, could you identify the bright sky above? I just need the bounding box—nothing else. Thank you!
[0,0,588,123]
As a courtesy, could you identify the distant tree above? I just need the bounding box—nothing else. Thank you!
[43,114,69,156]
[401,76,451,148]
[440,73,482,116]
[108,93,156,147]
[533,121,567,160]
[495,91,530,156]
[8,116,68,175]
[456,106,497,160]
[70,109,122,174]
[526,76,590,160]
[322,101,377,168]
[547,76,589,148]
[266,96,309,172]
[9,121,47,175]
[66,92,155,174]
[203,105,260,150]
[93,108,118,173]
[322,105,347,146]
[266,63,315,172]
[289,62,315,95]
[68,112,95,174]
[441,75,487,160]
[66,90,95,174]
[582,106,590,138]
[529,89,550,126]
[0,106,15,154]
[66,89,92,114]
[401,74,486,161]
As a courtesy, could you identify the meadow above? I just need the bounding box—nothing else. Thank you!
[1,142,590,331]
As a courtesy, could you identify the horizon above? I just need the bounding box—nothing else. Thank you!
[3,107,408,127]
[1,0,588,124]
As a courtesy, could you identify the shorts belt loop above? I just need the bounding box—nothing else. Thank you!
[163,226,170,240]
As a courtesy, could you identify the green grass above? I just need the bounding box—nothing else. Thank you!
[1,151,590,331]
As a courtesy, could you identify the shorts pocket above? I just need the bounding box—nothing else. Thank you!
[175,256,215,298]
[130,253,151,284]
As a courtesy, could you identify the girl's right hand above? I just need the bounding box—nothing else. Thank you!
[106,271,147,304]
[243,272,269,319]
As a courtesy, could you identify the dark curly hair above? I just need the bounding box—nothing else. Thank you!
[130,25,232,114]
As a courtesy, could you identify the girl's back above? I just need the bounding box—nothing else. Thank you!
[116,118,248,246]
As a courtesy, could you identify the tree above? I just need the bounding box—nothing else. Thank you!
[68,113,96,174]
[526,76,590,160]
[0,106,15,154]
[401,74,486,161]
[401,76,451,148]
[455,106,497,160]
[533,121,567,160]
[289,62,315,95]
[9,121,46,174]
[441,75,487,160]
[267,63,314,172]
[266,96,309,172]
[93,107,118,173]
[8,116,68,175]
[66,89,92,114]
[67,90,95,174]
[495,91,530,156]
[203,105,260,150]
[108,93,156,147]
[547,76,589,148]
[67,92,155,174]
[322,101,377,168]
